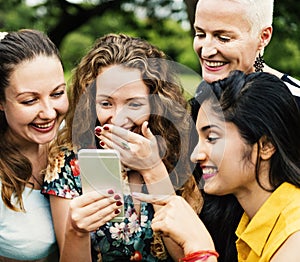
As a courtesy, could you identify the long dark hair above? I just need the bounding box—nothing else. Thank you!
[190,70,300,261]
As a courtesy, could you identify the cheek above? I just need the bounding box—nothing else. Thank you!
[193,38,200,54]
[5,107,32,129]
[211,140,226,164]
[133,114,149,126]
[134,106,150,124]
[59,97,69,115]
[235,44,258,69]
[5,103,33,121]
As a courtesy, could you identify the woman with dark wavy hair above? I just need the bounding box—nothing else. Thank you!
[43,33,202,261]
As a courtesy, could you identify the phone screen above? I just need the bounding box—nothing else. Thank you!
[78,149,124,222]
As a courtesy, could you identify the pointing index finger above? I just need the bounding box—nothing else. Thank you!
[131,192,171,205]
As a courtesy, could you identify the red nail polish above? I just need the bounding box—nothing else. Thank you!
[94,126,101,136]
[114,194,121,200]
[116,201,123,206]
[114,209,120,214]
[103,126,109,131]
[100,141,105,147]
[107,189,114,194]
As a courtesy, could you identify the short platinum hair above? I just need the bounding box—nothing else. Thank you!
[197,0,274,34]
[238,0,274,33]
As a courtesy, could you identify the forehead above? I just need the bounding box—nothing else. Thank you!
[195,0,251,33]
[196,101,224,129]
[96,65,149,96]
[8,56,64,94]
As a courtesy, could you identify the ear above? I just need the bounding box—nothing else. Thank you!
[258,26,273,50]
[258,136,276,160]
[0,102,3,111]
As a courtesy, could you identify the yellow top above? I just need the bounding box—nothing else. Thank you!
[236,182,300,261]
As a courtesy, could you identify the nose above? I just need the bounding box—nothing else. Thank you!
[194,36,217,59]
[190,141,208,164]
[39,99,56,119]
[110,106,129,127]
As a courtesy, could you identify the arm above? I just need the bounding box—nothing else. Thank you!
[271,231,300,262]
[98,122,186,260]
[133,194,218,261]
[49,195,91,262]
[140,162,185,260]
[50,191,122,262]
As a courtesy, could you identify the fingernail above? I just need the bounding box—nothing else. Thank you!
[100,141,105,147]
[103,126,109,131]
[116,201,123,206]
[94,126,101,136]
[114,209,120,214]
[107,189,114,194]
[114,194,121,200]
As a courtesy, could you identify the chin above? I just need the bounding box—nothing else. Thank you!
[203,71,229,84]
[203,182,221,195]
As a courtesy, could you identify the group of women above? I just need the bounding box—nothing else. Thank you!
[1,0,300,261]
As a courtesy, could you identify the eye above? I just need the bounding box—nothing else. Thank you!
[206,132,219,143]
[98,100,112,108]
[21,98,37,105]
[51,90,65,98]
[218,35,231,43]
[129,102,143,108]
[195,31,205,38]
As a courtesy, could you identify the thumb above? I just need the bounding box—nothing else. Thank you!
[141,121,154,139]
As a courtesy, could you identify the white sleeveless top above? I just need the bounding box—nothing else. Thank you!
[0,183,58,260]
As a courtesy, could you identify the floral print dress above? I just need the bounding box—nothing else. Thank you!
[42,149,172,262]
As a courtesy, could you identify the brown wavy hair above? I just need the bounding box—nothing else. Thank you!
[0,29,62,211]
[48,33,202,258]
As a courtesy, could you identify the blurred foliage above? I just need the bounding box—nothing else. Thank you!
[0,0,299,79]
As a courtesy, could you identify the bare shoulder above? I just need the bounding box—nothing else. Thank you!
[271,231,300,262]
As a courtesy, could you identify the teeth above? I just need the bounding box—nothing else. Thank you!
[35,123,52,128]
[202,167,218,174]
[205,61,226,67]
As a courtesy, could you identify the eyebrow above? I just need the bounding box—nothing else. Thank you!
[16,83,66,98]
[194,25,234,35]
[96,95,148,101]
[200,124,223,132]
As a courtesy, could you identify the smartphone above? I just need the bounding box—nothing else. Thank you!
[77,149,124,222]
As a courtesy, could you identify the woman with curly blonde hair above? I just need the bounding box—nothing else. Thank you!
[43,33,202,261]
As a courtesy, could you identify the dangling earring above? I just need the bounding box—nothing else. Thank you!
[254,53,265,72]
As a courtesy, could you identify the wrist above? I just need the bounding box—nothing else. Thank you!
[139,160,165,178]
[179,250,219,262]
[141,162,175,196]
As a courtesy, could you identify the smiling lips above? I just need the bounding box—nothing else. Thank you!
[31,121,55,132]
[202,166,218,180]
[205,60,227,67]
